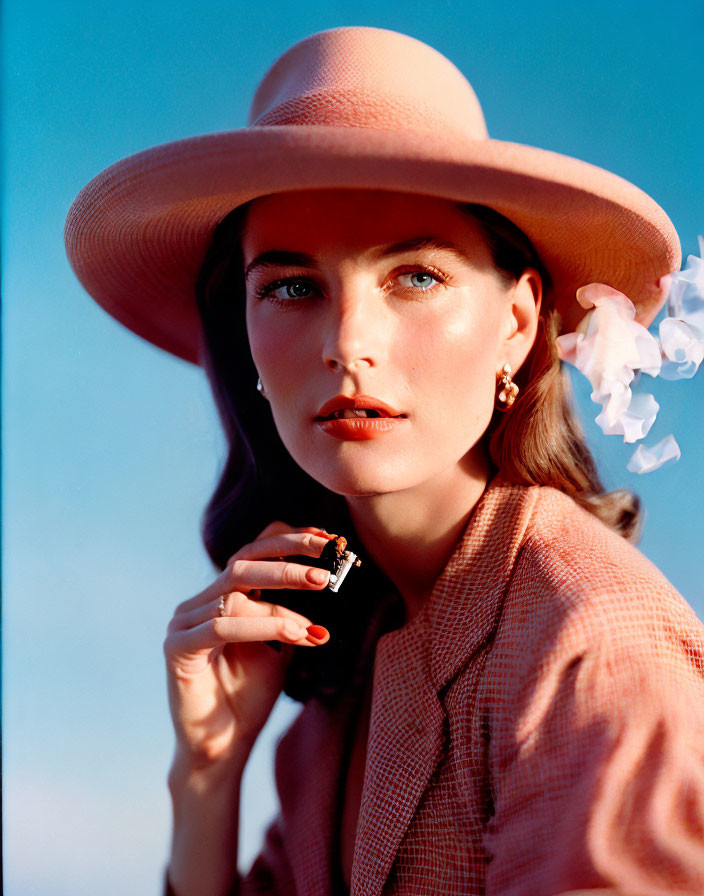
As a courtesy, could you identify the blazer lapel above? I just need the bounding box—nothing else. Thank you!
[351,479,539,896]
[351,617,447,896]
[427,479,538,690]
[278,592,406,896]
[287,690,364,896]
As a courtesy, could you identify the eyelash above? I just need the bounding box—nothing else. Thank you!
[253,265,449,306]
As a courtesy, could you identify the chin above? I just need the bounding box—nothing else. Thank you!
[304,458,440,498]
[295,450,420,498]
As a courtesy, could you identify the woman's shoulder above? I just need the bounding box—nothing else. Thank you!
[470,483,704,758]
[493,482,704,674]
[473,485,704,895]
[516,482,684,603]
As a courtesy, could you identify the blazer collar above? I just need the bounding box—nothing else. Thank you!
[351,478,538,896]
[426,477,538,689]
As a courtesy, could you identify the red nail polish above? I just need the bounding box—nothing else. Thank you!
[306,624,328,643]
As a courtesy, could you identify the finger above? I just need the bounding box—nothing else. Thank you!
[220,558,330,594]
[171,556,329,617]
[219,520,295,570]
[168,591,315,634]
[252,521,326,542]
[253,520,292,541]
[233,532,332,562]
[173,529,335,618]
[166,615,327,657]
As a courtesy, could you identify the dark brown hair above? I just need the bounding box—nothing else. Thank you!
[194,197,641,702]
[465,205,642,541]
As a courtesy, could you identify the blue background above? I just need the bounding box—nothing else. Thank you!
[4,1,703,893]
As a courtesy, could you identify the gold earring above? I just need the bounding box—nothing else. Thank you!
[496,363,519,409]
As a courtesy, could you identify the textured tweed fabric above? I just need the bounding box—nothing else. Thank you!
[234,480,704,896]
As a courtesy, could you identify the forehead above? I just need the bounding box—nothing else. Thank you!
[242,189,488,258]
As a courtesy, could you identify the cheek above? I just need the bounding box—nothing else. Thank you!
[392,297,504,401]
[247,307,314,385]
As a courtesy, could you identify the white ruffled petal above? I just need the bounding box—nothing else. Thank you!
[561,257,703,471]
[555,331,582,365]
[666,238,704,330]
[633,325,662,376]
[619,392,659,443]
[576,283,636,316]
[659,318,704,380]
[569,291,661,387]
[561,285,663,440]
[626,435,681,474]
[592,388,659,443]
[593,379,633,436]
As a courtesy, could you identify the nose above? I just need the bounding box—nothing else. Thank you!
[322,290,382,374]
[324,355,372,373]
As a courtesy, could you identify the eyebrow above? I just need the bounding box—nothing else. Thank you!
[243,237,467,280]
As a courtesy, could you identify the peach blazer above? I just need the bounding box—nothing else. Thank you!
[239,480,704,895]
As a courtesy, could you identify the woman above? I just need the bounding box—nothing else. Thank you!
[65,27,704,896]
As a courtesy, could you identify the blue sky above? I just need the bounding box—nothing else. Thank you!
[4,1,703,893]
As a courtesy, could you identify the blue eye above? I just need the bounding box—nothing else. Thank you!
[398,271,440,290]
[260,279,316,301]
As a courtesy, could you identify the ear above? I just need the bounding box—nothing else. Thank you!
[499,268,542,373]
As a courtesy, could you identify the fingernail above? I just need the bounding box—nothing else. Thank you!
[306,624,329,644]
[306,567,329,585]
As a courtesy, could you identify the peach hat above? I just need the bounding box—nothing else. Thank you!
[64,26,680,365]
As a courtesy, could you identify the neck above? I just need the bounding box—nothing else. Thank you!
[346,452,491,624]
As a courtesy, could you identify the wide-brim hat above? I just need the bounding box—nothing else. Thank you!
[65,26,681,365]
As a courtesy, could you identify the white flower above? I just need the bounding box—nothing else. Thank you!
[558,240,704,472]
[606,392,659,443]
[556,284,661,441]
[666,235,704,325]
[627,435,681,474]
[660,236,704,380]
[659,318,704,380]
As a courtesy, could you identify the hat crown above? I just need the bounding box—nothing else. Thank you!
[248,27,489,139]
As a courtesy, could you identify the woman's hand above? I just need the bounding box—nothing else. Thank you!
[163,522,332,771]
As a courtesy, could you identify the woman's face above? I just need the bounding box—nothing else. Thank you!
[243,189,539,497]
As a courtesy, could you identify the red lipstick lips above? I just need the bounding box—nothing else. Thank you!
[316,395,403,419]
[315,395,406,441]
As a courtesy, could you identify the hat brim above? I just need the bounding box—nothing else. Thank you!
[65,125,681,364]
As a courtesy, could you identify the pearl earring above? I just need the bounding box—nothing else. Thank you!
[496,363,519,409]
[256,376,268,399]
